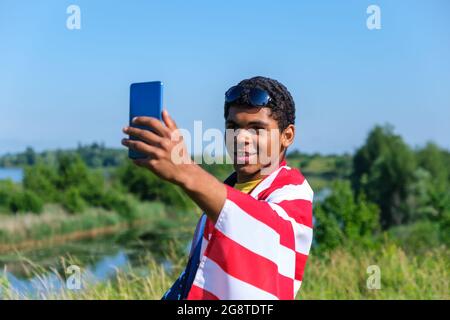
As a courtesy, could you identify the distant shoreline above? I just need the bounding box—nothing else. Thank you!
[0,217,153,254]
[0,201,167,254]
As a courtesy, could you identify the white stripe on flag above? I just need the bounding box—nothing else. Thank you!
[249,166,289,198]
[268,203,313,255]
[266,181,314,203]
[294,279,302,295]
[200,237,209,257]
[216,199,296,279]
[193,256,279,300]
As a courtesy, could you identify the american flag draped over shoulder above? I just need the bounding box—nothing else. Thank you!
[186,159,314,300]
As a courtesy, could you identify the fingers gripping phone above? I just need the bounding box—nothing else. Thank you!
[129,81,163,159]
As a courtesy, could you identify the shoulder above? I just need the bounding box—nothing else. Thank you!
[257,165,314,202]
[256,165,314,228]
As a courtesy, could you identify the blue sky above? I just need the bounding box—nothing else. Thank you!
[0,0,449,155]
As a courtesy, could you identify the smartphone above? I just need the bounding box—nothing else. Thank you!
[129,81,163,159]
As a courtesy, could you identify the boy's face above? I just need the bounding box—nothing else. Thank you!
[225,105,293,181]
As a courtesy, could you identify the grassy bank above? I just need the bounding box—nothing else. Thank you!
[0,201,167,250]
[299,244,449,299]
[1,242,447,299]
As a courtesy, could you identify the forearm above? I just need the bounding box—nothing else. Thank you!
[178,164,227,223]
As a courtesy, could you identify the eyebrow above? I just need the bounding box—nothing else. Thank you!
[226,119,270,127]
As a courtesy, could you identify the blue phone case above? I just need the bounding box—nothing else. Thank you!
[129,81,163,159]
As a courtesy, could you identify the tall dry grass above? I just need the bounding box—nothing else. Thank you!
[1,242,448,300]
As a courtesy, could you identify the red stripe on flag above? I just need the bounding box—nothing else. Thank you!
[203,217,215,240]
[295,251,309,281]
[205,229,294,299]
[225,185,296,250]
[277,199,313,228]
[257,167,305,200]
[187,284,220,300]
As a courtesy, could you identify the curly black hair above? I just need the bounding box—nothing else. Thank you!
[224,76,296,131]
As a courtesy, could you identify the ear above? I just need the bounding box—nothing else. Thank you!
[281,124,295,150]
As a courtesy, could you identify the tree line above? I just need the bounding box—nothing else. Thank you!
[0,124,448,253]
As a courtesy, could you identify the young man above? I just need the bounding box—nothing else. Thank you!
[121,76,314,300]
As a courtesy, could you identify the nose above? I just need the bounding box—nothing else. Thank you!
[235,129,260,154]
[225,128,257,154]
[235,128,254,145]
[236,128,247,139]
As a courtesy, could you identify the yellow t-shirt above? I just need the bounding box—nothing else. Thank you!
[234,179,263,194]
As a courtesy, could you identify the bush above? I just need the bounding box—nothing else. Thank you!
[8,190,43,214]
[99,189,137,220]
[22,190,44,214]
[0,180,14,211]
[62,187,86,214]
[56,154,90,189]
[23,163,58,202]
[0,180,44,213]
[116,162,194,210]
[388,220,447,253]
[314,180,380,252]
[77,171,106,207]
[440,209,450,245]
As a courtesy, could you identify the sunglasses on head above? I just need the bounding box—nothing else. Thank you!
[225,85,272,107]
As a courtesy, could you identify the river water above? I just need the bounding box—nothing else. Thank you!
[0,167,23,183]
[0,222,192,298]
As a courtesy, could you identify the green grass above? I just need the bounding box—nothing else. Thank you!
[299,244,449,299]
[0,201,166,245]
[286,155,351,192]
[1,242,447,300]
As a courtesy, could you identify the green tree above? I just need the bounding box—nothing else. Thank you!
[56,153,91,189]
[23,162,59,202]
[415,142,450,221]
[116,162,194,210]
[24,146,37,165]
[351,125,416,228]
[416,142,449,184]
[314,180,380,251]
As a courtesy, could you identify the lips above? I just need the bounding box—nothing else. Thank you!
[234,151,257,164]
[235,151,255,156]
